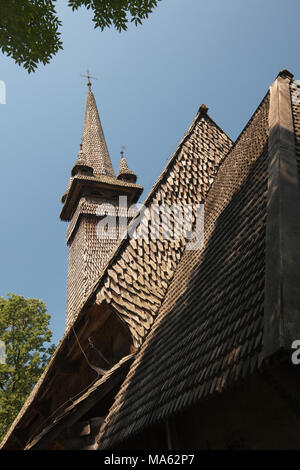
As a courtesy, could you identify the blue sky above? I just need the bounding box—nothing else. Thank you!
[0,0,300,345]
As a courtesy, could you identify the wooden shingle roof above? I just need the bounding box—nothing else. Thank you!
[96,91,270,449]
[88,106,233,348]
[5,71,300,451]
[96,71,300,449]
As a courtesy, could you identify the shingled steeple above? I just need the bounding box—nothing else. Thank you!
[61,82,143,328]
[81,87,115,177]
[117,150,137,183]
[60,83,143,220]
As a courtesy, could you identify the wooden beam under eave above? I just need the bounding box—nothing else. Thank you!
[262,70,300,359]
[64,302,111,361]
[26,357,134,450]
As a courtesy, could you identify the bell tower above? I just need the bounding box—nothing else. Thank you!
[60,78,143,329]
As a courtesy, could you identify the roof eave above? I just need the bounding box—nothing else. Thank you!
[60,177,143,221]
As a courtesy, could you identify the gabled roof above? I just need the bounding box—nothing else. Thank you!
[96,70,300,449]
[80,106,233,348]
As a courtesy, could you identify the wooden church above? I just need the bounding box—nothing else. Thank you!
[2,69,300,450]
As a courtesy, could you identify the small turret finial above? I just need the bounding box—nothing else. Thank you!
[120,145,126,158]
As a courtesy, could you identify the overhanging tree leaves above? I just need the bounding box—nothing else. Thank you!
[0,0,63,73]
[0,0,160,73]
[0,294,55,442]
[69,0,159,31]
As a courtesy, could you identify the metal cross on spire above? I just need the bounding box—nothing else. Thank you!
[80,68,98,90]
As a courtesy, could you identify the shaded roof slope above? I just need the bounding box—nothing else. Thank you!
[97,91,271,449]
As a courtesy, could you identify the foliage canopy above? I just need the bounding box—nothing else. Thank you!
[0,0,159,73]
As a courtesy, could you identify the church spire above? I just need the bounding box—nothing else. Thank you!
[60,81,143,222]
[81,87,115,177]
